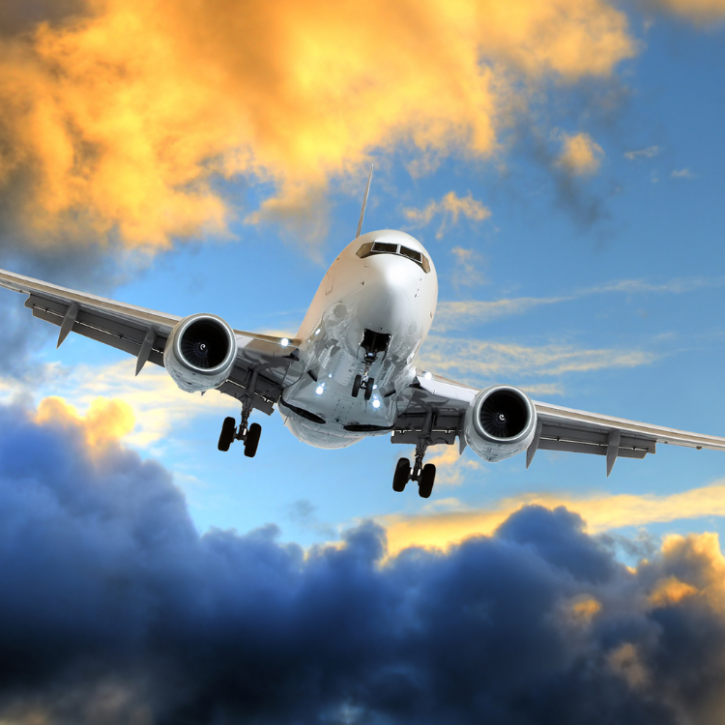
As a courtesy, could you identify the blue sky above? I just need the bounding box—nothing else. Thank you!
[1,3,723,555]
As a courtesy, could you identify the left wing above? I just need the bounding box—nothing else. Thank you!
[0,268,302,415]
[394,371,725,474]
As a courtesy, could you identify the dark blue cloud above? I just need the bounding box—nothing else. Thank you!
[0,400,723,724]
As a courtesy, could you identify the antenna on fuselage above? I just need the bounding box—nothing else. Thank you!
[356,164,374,239]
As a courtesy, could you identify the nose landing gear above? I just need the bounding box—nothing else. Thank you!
[393,440,436,498]
[352,373,375,401]
[217,402,262,457]
[351,329,389,400]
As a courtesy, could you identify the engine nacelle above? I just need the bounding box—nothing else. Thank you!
[464,385,537,463]
[163,313,237,393]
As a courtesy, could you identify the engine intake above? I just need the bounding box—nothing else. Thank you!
[164,313,237,393]
[464,385,537,462]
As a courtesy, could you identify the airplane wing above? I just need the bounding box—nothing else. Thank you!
[394,370,725,474]
[0,268,301,415]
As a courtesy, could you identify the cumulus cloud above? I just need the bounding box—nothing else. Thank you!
[0,0,636,253]
[404,192,492,240]
[4,403,725,723]
[556,131,605,176]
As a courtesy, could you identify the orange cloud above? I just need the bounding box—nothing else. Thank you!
[556,131,604,176]
[404,192,491,239]
[35,395,135,452]
[381,481,725,557]
[0,0,636,250]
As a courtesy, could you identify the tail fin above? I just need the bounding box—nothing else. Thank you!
[356,165,374,238]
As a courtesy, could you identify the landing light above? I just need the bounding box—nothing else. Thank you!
[315,383,325,395]
[281,338,290,347]
[372,398,381,409]
[315,328,321,335]
[424,371,432,380]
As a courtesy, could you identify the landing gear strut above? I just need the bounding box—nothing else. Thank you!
[217,402,262,457]
[351,329,389,400]
[392,439,436,498]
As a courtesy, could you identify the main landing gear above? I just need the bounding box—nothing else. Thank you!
[218,402,262,457]
[393,440,436,498]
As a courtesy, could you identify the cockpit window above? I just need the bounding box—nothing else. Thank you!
[356,240,431,273]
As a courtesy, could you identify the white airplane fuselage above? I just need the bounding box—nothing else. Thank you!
[278,229,437,448]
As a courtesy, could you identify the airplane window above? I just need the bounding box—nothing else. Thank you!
[400,246,422,263]
[356,242,374,258]
[356,240,430,273]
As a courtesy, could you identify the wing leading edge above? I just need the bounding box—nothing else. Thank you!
[0,267,301,415]
[394,371,725,474]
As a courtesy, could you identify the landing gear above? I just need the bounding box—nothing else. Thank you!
[392,440,437,498]
[393,458,411,492]
[218,417,236,452]
[351,329,389,399]
[217,404,262,457]
[351,374,375,400]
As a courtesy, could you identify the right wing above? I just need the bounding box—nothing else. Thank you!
[0,268,303,415]
[394,370,725,474]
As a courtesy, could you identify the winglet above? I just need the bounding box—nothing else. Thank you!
[356,165,374,239]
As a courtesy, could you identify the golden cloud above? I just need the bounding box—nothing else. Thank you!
[555,131,604,176]
[0,0,636,250]
[35,395,135,452]
[404,192,492,239]
[382,481,725,557]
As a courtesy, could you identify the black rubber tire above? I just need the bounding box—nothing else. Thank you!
[418,463,436,498]
[364,377,375,401]
[244,422,262,458]
[352,374,362,398]
[218,416,236,452]
[393,458,411,492]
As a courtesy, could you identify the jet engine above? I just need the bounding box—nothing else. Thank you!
[163,313,237,393]
[464,385,537,462]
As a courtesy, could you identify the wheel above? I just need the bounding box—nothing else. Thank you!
[418,463,436,498]
[218,416,236,452]
[364,377,375,401]
[244,422,262,458]
[352,374,362,398]
[393,458,411,492]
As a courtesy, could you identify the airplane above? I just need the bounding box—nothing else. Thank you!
[2,167,725,499]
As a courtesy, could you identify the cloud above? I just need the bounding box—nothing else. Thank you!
[418,336,656,385]
[624,145,661,160]
[0,0,636,252]
[433,273,725,331]
[450,246,487,288]
[383,480,725,556]
[671,168,697,179]
[404,191,492,240]
[3,410,725,724]
[643,0,725,24]
[556,131,605,176]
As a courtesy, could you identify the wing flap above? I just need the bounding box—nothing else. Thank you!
[535,401,725,452]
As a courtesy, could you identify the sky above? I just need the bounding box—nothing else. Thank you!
[0,0,725,722]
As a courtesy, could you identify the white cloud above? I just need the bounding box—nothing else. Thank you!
[671,168,697,179]
[624,146,661,160]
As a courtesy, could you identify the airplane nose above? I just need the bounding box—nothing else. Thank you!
[358,255,418,334]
